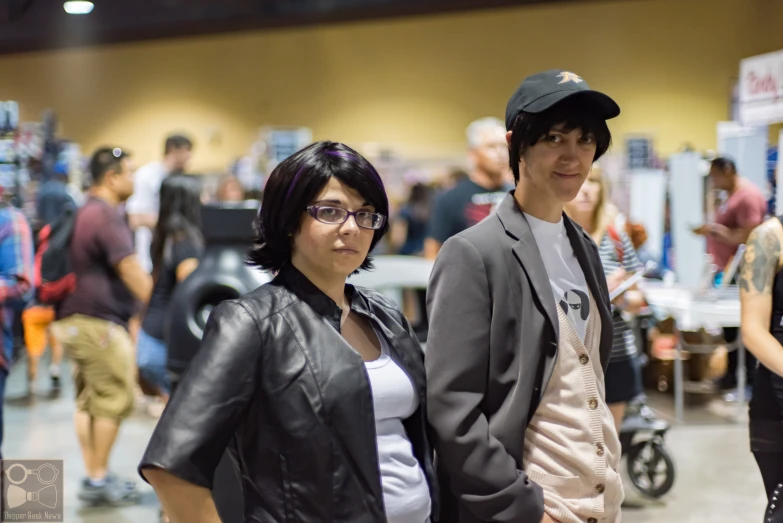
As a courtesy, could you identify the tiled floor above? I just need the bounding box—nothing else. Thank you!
[2,355,770,522]
[3,356,160,522]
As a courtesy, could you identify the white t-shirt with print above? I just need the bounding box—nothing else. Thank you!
[524,212,590,342]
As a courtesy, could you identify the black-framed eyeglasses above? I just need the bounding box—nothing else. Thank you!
[306,205,386,230]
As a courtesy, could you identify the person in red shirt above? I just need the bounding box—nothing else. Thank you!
[693,156,768,393]
[693,157,768,269]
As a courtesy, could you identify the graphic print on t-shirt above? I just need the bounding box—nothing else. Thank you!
[523,212,590,342]
[463,191,507,227]
[559,289,590,338]
[428,178,512,244]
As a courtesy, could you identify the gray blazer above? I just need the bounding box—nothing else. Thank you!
[425,193,613,523]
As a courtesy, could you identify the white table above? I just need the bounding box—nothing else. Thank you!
[348,255,433,305]
[638,281,743,423]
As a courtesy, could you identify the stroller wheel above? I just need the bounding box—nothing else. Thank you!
[626,441,675,498]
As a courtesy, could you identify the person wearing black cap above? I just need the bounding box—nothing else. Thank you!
[426,70,622,523]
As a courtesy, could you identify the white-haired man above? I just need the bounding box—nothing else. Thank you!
[425,117,511,259]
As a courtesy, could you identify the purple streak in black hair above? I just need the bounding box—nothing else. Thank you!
[284,165,306,201]
[324,150,355,159]
[324,149,383,185]
[284,147,383,203]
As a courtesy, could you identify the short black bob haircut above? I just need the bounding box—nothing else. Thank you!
[508,95,612,184]
[247,141,390,274]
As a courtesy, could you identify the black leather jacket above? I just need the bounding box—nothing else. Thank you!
[139,264,439,522]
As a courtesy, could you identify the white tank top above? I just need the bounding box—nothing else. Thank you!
[365,332,431,523]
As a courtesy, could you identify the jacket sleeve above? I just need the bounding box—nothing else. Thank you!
[426,235,544,522]
[138,300,262,489]
[0,211,34,309]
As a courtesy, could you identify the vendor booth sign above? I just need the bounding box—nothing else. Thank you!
[739,50,783,126]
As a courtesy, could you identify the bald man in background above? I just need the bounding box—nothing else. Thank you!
[425,117,512,260]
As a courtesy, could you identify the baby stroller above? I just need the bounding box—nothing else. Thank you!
[619,396,675,498]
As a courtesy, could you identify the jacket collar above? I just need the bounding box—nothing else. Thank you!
[275,263,372,330]
[495,191,530,240]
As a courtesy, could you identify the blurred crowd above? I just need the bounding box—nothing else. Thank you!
[0,97,777,523]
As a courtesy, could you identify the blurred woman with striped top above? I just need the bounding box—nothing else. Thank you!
[565,166,646,431]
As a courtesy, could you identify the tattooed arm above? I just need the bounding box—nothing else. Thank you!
[739,219,783,377]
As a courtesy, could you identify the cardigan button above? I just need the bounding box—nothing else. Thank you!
[579,354,589,365]
[588,518,598,523]
[596,484,605,494]
[588,398,599,410]
[596,443,605,456]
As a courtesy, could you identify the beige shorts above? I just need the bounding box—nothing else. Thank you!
[52,315,135,421]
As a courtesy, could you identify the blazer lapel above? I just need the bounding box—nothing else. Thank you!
[511,237,560,343]
[496,194,559,343]
[563,216,613,368]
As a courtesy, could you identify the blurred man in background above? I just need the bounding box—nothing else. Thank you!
[693,157,768,395]
[694,157,767,273]
[52,147,152,506]
[36,163,76,227]
[127,134,193,272]
[25,160,76,394]
[425,117,511,259]
[0,197,35,460]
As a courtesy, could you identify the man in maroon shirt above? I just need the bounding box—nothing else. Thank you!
[693,157,768,392]
[52,147,152,506]
[693,157,768,270]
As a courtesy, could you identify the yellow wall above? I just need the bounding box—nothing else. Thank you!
[1,0,782,172]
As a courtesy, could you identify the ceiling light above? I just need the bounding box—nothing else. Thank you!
[63,1,94,15]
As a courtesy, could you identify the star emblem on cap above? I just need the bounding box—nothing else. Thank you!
[557,72,583,84]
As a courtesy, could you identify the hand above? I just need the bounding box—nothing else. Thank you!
[541,513,560,523]
[607,268,626,293]
[621,290,645,314]
[692,224,710,236]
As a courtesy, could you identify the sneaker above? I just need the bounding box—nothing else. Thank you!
[106,472,137,491]
[78,475,140,506]
[25,378,36,398]
[714,374,738,391]
[722,385,753,403]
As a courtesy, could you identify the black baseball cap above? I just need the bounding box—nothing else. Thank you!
[505,69,620,130]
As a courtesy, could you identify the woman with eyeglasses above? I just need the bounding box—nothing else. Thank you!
[138,141,437,523]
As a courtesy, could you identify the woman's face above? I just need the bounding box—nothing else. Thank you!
[569,174,602,214]
[291,177,378,280]
[221,180,245,202]
[519,125,597,205]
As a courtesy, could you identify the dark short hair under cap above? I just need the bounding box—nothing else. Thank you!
[507,95,613,183]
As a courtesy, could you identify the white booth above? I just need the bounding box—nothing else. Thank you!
[632,50,783,423]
